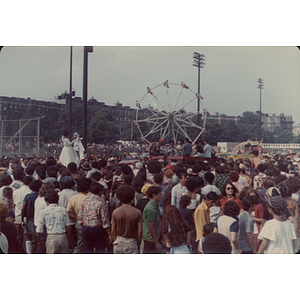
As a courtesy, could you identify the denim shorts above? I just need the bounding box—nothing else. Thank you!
[25,218,36,235]
[170,244,190,254]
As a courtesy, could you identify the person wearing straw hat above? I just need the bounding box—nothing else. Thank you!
[257,196,297,254]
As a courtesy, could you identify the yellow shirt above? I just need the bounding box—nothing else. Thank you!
[67,193,89,216]
[194,201,210,242]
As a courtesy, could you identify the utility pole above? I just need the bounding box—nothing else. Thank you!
[69,46,73,140]
[257,78,264,141]
[82,46,93,152]
[193,52,205,126]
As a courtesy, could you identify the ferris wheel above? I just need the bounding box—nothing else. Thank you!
[134,80,208,144]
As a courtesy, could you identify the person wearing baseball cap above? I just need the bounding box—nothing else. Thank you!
[258,196,297,254]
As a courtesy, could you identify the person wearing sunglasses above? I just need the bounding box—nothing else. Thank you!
[220,183,242,211]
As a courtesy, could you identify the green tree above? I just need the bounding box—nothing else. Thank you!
[238,111,261,141]
[87,110,119,144]
[294,135,300,143]
[261,129,276,143]
[202,115,241,144]
[275,130,294,143]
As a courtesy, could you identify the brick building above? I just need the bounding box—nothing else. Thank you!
[0,96,62,122]
[55,91,151,125]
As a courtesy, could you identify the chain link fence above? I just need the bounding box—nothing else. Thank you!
[0,116,44,157]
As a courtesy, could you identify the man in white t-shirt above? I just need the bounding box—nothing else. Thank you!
[171,173,188,208]
[13,175,33,230]
[258,196,297,254]
[58,176,78,209]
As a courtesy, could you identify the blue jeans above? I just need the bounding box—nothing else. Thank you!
[171,244,190,254]
[82,226,106,254]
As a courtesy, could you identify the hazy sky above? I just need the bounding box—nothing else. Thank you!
[1,46,299,124]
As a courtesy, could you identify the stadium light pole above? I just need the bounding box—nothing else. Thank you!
[69,46,73,140]
[257,78,264,142]
[193,52,205,126]
[82,46,93,152]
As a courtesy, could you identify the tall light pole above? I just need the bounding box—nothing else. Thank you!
[193,52,205,125]
[82,46,93,152]
[69,46,73,140]
[257,78,264,142]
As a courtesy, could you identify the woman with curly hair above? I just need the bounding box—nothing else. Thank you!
[220,183,242,211]
[161,205,190,254]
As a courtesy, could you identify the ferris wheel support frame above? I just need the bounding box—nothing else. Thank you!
[135,81,206,145]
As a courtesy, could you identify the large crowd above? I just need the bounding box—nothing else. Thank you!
[0,134,299,254]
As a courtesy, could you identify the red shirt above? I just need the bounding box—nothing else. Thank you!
[220,197,242,210]
[254,203,264,232]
